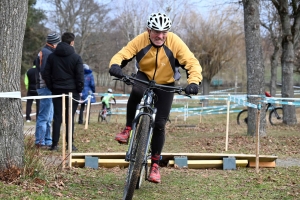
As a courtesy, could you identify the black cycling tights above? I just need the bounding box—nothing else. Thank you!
[126,71,174,156]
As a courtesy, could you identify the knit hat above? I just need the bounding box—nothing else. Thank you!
[47,33,60,44]
[83,64,90,70]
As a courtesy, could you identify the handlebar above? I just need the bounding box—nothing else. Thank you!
[114,74,191,97]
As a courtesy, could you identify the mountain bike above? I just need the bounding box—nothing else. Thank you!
[237,92,283,125]
[115,74,189,200]
[98,103,112,123]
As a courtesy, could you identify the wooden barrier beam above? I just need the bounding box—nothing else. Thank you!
[168,160,248,169]
[248,161,276,168]
[71,159,151,168]
[70,152,278,163]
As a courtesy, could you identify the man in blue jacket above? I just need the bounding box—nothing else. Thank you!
[78,64,96,124]
[43,32,84,151]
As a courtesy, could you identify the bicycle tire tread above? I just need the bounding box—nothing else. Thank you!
[123,115,150,200]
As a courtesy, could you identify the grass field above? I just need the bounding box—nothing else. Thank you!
[3,101,300,200]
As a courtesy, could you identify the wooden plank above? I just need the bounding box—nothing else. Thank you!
[168,160,248,169]
[71,152,277,163]
[248,161,276,168]
[71,159,151,168]
[160,153,277,162]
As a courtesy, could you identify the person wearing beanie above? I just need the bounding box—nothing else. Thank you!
[43,32,84,152]
[78,64,96,124]
[34,32,61,149]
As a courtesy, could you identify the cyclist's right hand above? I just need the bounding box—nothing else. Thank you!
[185,83,199,95]
[109,64,124,78]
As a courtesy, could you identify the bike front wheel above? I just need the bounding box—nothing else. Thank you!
[269,107,283,125]
[123,115,151,200]
[237,109,248,125]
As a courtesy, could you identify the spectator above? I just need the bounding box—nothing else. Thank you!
[24,60,39,122]
[78,64,96,124]
[43,32,84,151]
[35,32,60,148]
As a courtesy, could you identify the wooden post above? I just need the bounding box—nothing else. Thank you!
[68,92,73,168]
[199,102,203,124]
[62,94,66,169]
[225,94,230,151]
[256,104,261,173]
[84,96,91,130]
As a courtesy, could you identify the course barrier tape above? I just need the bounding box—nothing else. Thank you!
[228,96,257,108]
[2,91,300,116]
[0,91,21,98]
[210,87,239,93]
[177,110,241,116]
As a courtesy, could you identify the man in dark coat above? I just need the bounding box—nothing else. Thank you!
[43,32,84,151]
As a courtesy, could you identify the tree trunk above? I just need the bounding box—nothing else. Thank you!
[276,0,297,125]
[270,40,280,97]
[201,77,210,106]
[0,0,28,169]
[242,0,266,136]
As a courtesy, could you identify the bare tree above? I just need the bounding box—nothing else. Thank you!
[242,0,266,136]
[46,0,110,55]
[181,8,244,96]
[271,0,299,125]
[0,0,28,169]
[260,1,282,97]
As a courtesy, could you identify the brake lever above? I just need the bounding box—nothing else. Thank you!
[177,89,191,98]
[184,94,192,98]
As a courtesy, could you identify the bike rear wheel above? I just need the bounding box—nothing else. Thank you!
[98,109,111,123]
[105,111,111,123]
[97,110,102,122]
[269,107,283,125]
[237,109,248,125]
[123,115,150,200]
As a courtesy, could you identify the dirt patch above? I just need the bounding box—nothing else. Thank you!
[276,157,300,167]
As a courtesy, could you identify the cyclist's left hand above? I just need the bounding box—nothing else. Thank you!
[185,83,199,95]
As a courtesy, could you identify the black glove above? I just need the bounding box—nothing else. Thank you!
[109,64,124,78]
[185,83,199,95]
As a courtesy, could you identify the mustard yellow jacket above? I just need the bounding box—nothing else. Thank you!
[109,31,202,85]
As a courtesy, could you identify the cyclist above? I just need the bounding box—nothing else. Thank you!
[101,88,116,113]
[109,12,202,183]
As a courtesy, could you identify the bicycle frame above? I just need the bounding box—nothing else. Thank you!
[125,89,157,162]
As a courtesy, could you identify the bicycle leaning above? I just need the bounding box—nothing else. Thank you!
[237,91,283,125]
[114,74,189,200]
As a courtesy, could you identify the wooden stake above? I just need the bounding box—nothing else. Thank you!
[256,105,261,173]
[68,92,73,168]
[84,96,91,130]
[62,94,66,169]
[225,94,230,151]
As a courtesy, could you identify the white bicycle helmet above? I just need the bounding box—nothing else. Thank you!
[147,12,172,31]
[107,88,113,93]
